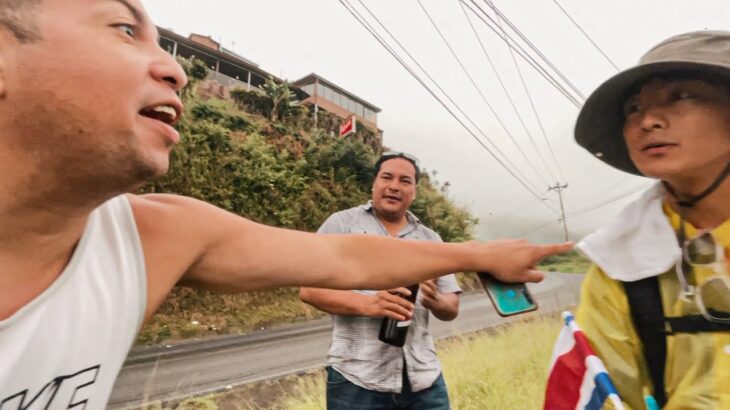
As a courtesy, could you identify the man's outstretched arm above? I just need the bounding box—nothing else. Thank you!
[130,194,572,318]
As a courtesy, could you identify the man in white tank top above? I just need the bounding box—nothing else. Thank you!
[0,1,571,408]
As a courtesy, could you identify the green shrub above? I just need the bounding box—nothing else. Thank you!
[137,88,477,344]
[230,88,272,118]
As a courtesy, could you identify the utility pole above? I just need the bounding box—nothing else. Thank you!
[548,182,569,241]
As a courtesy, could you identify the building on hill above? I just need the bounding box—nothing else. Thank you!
[158,28,382,140]
[292,73,381,133]
[158,27,281,99]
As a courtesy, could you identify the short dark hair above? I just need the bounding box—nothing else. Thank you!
[0,0,42,43]
[374,152,420,183]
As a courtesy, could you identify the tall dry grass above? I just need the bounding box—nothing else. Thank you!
[143,316,562,409]
[280,316,562,410]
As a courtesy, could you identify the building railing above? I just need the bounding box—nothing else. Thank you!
[207,71,250,91]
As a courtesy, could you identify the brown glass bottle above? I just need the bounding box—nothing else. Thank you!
[378,284,420,347]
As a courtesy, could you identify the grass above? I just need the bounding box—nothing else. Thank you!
[136,287,325,345]
[140,396,220,410]
[440,317,561,409]
[151,315,563,409]
[538,249,591,274]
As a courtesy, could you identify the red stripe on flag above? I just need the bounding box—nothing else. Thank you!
[544,332,588,409]
[572,330,597,357]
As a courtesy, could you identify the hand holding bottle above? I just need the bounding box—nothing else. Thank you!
[364,287,414,321]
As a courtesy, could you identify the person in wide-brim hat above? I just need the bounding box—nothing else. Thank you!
[545,31,730,410]
[576,30,730,176]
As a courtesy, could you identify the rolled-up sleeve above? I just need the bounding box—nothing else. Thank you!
[317,212,346,234]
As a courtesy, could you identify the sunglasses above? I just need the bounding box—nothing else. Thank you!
[675,228,730,324]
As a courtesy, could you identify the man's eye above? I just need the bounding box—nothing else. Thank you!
[623,102,641,116]
[113,23,136,38]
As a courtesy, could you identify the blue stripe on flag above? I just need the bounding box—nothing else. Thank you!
[584,372,619,410]
[563,312,575,326]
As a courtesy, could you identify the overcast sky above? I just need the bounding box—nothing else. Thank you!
[142,0,730,242]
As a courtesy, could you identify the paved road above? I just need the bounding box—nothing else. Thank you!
[109,273,583,409]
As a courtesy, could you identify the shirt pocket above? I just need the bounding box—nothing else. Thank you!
[346,225,371,235]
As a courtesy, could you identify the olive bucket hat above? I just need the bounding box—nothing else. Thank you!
[575,30,730,175]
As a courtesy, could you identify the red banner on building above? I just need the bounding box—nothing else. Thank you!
[339,116,356,137]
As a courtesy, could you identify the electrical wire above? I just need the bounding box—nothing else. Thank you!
[351,0,555,197]
[339,0,560,213]
[551,0,620,71]
[566,185,649,217]
[468,0,567,181]
[480,0,587,101]
[353,0,548,195]
[517,216,562,236]
[416,0,553,186]
[455,0,562,183]
[459,0,583,108]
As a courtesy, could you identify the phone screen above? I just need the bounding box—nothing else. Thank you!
[478,272,538,316]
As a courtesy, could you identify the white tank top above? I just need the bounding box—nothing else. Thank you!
[0,196,147,409]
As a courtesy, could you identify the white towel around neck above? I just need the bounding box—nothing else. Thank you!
[576,183,682,282]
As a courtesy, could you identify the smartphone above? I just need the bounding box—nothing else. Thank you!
[478,272,538,317]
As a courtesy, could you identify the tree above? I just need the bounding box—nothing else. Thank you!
[177,56,210,102]
[261,76,298,122]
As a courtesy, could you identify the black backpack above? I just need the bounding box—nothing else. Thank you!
[624,277,730,407]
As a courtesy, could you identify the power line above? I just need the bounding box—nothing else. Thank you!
[352,0,547,196]
[551,0,620,71]
[459,0,583,108]
[456,0,562,183]
[416,0,553,186]
[517,217,561,237]
[339,0,559,213]
[352,0,544,194]
[480,0,587,101]
[518,184,649,236]
[351,0,556,198]
[476,0,567,181]
[567,185,648,217]
[509,195,556,215]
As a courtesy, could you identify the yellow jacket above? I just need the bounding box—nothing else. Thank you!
[576,203,730,409]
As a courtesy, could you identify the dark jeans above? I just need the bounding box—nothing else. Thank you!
[326,366,450,410]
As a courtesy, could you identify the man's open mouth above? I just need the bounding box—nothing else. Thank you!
[140,105,180,126]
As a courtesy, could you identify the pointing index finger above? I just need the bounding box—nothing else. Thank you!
[535,241,574,260]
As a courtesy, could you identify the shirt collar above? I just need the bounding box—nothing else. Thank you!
[362,201,421,226]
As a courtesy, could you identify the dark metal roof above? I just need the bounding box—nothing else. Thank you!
[157,27,283,84]
[292,73,381,113]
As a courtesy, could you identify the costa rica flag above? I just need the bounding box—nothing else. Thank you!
[544,312,624,410]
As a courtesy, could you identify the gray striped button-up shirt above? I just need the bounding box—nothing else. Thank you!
[318,202,462,393]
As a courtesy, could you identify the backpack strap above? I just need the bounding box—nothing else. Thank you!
[624,277,668,407]
[666,314,730,333]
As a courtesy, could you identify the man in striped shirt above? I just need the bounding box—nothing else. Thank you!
[301,152,460,410]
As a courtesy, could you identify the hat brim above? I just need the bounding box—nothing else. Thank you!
[575,61,730,175]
